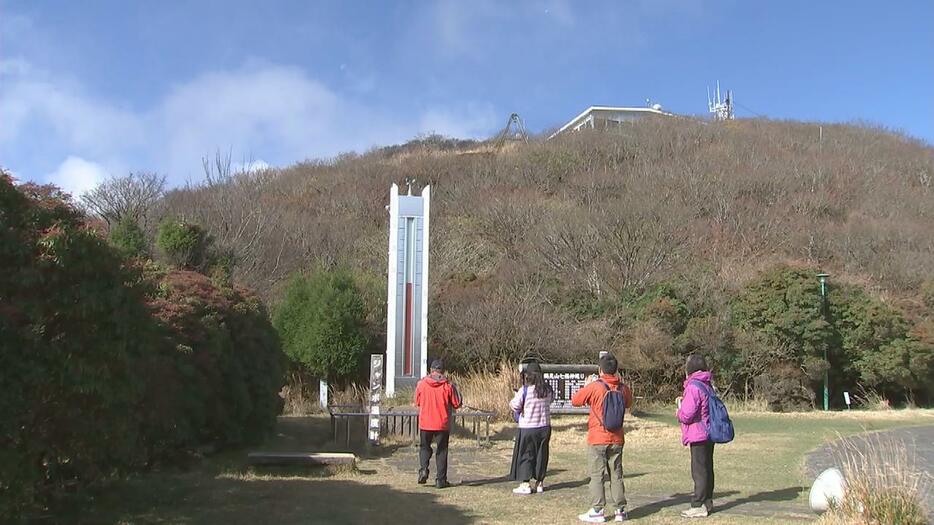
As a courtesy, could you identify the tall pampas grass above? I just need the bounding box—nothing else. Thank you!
[449,361,520,420]
[819,433,930,525]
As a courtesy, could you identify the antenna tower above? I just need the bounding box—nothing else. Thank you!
[492,113,529,152]
[707,81,734,121]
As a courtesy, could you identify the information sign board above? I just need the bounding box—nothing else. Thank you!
[518,363,599,414]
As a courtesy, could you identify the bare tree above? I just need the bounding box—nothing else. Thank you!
[159,151,287,291]
[81,172,166,227]
[596,193,691,293]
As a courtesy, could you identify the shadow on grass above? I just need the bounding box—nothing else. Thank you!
[548,478,589,491]
[548,471,646,492]
[364,441,416,458]
[628,490,739,519]
[462,468,568,487]
[462,475,511,487]
[43,476,473,524]
[461,470,645,493]
[714,486,804,512]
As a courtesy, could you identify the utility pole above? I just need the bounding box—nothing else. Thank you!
[818,273,830,411]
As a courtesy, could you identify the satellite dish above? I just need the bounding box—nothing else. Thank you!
[652,103,663,111]
[809,467,846,513]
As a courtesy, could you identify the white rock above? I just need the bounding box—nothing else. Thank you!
[809,467,846,513]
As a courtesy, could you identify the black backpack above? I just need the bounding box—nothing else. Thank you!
[598,380,626,431]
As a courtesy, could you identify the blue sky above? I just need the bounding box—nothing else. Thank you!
[2,0,932,196]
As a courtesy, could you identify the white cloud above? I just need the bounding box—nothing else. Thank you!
[0,57,33,76]
[1,59,499,186]
[543,0,576,27]
[0,59,142,152]
[433,0,512,58]
[157,65,342,175]
[432,0,578,60]
[47,156,108,198]
[419,105,499,139]
[232,159,271,173]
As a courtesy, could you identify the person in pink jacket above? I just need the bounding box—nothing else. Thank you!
[676,354,715,518]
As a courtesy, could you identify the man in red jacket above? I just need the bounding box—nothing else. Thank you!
[414,359,462,488]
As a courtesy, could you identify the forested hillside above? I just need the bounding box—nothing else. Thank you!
[159,118,934,406]
[3,118,933,515]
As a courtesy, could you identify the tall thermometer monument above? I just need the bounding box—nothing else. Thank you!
[385,183,430,397]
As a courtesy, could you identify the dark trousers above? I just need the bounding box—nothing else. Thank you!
[508,426,552,482]
[419,430,450,482]
[690,441,715,509]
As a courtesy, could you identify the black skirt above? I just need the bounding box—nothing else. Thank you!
[508,426,552,482]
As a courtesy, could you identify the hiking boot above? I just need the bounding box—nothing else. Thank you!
[578,508,606,523]
[512,482,532,495]
[435,479,452,489]
[417,469,429,484]
[680,506,709,518]
[614,509,628,521]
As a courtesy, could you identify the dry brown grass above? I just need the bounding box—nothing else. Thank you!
[382,386,416,408]
[281,365,519,419]
[851,388,894,411]
[725,395,770,413]
[448,361,519,420]
[818,433,931,525]
[329,383,369,407]
[280,382,320,415]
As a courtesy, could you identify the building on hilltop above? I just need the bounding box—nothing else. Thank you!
[548,104,673,139]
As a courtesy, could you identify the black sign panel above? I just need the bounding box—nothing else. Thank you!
[519,364,599,414]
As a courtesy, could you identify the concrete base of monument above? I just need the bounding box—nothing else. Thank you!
[247,452,356,467]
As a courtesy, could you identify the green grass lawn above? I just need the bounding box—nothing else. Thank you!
[623,411,933,520]
[43,410,933,524]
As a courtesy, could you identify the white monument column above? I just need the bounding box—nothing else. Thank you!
[385,183,430,397]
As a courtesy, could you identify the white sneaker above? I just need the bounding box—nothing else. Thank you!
[614,509,628,521]
[512,482,532,495]
[536,481,545,493]
[680,506,709,518]
[578,508,606,523]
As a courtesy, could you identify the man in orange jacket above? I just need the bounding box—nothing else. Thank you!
[571,353,634,522]
[414,359,462,488]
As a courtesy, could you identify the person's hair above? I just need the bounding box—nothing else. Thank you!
[521,361,551,399]
[599,353,618,375]
[685,354,708,375]
[523,368,552,399]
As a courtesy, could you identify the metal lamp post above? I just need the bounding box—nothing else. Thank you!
[817,273,830,411]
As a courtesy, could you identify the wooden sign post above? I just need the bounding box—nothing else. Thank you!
[368,354,383,446]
